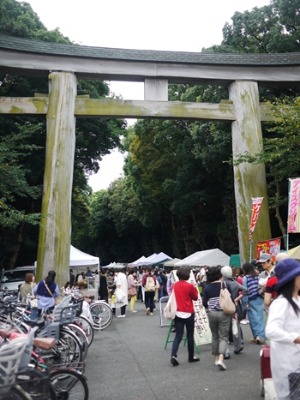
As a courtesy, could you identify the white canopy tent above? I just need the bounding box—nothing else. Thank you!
[69,245,99,269]
[163,258,182,267]
[128,252,172,267]
[288,245,300,260]
[128,253,158,267]
[128,255,147,266]
[145,252,172,265]
[175,249,229,267]
[35,245,99,270]
[101,262,126,270]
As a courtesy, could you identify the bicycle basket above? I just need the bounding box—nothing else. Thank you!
[58,305,78,325]
[49,361,86,374]
[46,322,60,340]
[18,327,38,371]
[52,295,72,322]
[0,337,27,393]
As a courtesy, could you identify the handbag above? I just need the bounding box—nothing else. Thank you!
[219,282,236,315]
[128,286,137,297]
[115,288,125,302]
[289,372,300,400]
[232,318,238,337]
[163,290,177,320]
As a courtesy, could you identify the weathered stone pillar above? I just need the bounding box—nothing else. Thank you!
[229,80,271,264]
[36,72,77,287]
[144,78,168,100]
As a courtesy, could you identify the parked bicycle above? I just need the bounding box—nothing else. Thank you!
[0,329,89,400]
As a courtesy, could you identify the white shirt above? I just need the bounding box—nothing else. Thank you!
[266,295,300,400]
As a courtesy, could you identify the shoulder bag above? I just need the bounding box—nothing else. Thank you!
[219,282,236,315]
[128,286,137,297]
[44,280,54,297]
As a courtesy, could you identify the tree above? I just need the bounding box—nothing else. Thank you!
[0,0,127,267]
[234,97,300,247]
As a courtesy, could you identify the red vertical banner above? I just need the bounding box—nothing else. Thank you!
[287,178,300,233]
[256,238,281,262]
[249,197,264,240]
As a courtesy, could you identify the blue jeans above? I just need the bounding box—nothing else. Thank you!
[171,314,195,360]
[248,296,265,339]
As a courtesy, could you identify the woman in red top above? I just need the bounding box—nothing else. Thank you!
[170,266,200,366]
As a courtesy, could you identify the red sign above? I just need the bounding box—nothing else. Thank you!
[256,238,281,262]
[249,197,264,240]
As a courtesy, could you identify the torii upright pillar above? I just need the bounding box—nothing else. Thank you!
[36,71,77,286]
[229,80,271,263]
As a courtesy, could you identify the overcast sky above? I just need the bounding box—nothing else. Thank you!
[21,0,270,190]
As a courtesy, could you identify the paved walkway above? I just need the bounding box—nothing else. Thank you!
[85,301,264,400]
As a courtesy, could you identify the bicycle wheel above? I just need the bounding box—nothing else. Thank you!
[41,328,83,369]
[67,323,89,361]
[16,368,56,400]
[49,368,89,400]
[74,316,94,347]
[90,301,113,330]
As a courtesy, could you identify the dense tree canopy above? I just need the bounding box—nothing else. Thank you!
[0,0,126,267]
[2,0,300,267]
[89,0,300,264]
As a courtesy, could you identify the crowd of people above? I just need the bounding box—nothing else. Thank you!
[15,251,300,399]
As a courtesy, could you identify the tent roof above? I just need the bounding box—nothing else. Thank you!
[175,248,229,267]
[288,245,300,260]
[69,245,99,267]
[128,255,147,266]
[101,262,126,269]
[163,258,182,267]
[143,252,172,266]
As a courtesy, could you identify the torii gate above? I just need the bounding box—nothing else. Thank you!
[1,34,300,285]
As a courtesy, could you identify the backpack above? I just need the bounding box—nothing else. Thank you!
[145,276,156,292]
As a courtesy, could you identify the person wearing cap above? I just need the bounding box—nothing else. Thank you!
[265,258,300,400]
[257,253,274,294]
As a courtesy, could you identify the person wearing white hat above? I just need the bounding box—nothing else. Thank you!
[266,258,300,400]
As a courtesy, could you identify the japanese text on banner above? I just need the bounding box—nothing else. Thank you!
[249,197,264,240]
[287,178,300,233]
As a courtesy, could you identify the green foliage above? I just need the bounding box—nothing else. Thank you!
[0,0,126,266]
[221,0,300,53]
[0,123,42,228]
[91,0,300,260]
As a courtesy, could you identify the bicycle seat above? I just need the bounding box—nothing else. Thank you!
[33,337,56,350]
